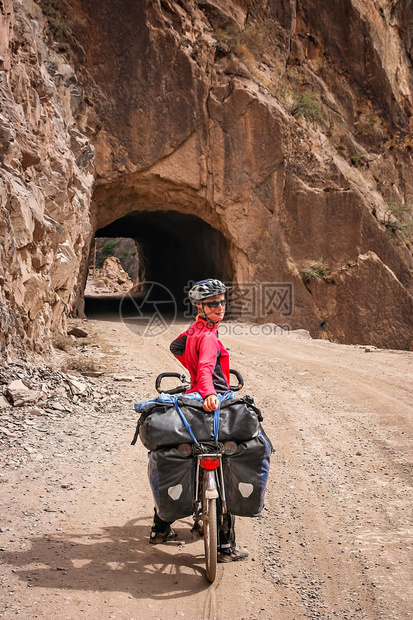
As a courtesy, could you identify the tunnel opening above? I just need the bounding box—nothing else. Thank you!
[84,210,234,319]
[87,237,141,281]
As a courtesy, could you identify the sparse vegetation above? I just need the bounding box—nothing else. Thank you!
[214,22,267,59]
[97,239,116,268]
[350,152,369,168]
[290,92,324,127]
[40,0,72,38]
[239,23,266,56]
[355,107,387,141]
[383,202,413,241]
[385,220,411,235]
[101,239,115,258]
[90,237,140,282]
[301,258,331,284]
[61,354,99,374]
[384,201,410,219]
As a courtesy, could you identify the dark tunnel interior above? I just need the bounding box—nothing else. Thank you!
[84,210,233,318]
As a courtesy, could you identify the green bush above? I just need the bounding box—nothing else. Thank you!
[383,202,412,240]
[385,202,409,220]
[291,92,324,126]
[101,240,116,258]
[301,259,331,284]
[386,220,411,234]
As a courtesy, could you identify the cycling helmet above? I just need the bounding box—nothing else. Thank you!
[188,279,227,304]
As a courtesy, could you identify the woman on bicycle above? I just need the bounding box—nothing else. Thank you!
[149,278,248,563]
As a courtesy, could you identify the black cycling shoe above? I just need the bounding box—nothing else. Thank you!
[217,545,249,563]
[149,527,178,544]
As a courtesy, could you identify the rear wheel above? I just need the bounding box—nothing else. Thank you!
[204,496,217,582]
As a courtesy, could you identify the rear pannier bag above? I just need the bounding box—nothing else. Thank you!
[148,447,196,522]
[223,432,272,517]
[137,395,262,451]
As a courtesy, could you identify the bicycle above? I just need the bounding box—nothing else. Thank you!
[154,369,244,583]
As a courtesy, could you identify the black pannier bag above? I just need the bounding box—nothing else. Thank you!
[148,446,196,522]
[223,432,272,517]
[136,395,263,451]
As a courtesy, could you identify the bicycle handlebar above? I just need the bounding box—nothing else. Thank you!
[155,369,244,394]
[155,372,188,394]
[229,368,244,392]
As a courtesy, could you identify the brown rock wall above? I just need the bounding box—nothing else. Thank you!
[69,0,412,348]
[307,252,413,350]
[70,0,205,174]
[394,0,413,68]
[293,0,412,125]
[208,81,287,207]
[282,175,412,288]
[0,0,94,358]
[1,0,413,353]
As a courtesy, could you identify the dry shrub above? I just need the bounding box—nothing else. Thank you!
[355,107,387,141]
[61,354,99,374]
[53,333,74,352]
[214,22,268,59]
[301,258,331,284]
[383,202,413,241]
[290,92,324,127]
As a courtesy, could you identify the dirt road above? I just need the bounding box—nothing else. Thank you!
[1,317,412,619]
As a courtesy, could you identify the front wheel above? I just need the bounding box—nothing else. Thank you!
[204,497,218,583]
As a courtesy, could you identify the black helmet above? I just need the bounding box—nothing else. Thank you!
[188,279,227,304]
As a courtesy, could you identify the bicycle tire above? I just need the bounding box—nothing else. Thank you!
[204,496,217,582]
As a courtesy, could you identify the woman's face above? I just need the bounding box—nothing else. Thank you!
[197,293,226,323]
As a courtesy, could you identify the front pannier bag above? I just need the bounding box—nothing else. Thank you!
[135,393,262,451]
[223,432,272,517]
[148,446,196,522]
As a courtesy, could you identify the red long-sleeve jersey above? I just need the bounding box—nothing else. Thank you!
[170,316,230,398]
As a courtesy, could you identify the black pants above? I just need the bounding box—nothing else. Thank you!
[153,509,236,549]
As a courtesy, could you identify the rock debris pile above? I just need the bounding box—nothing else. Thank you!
[84,256,134,296]
[0,360,149,471]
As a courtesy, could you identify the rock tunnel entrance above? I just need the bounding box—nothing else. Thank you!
[84,210,234,318]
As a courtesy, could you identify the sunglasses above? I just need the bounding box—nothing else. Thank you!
[204,300,226,308]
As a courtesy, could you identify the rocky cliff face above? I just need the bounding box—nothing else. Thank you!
[1,0,413,355]
[0,0,94,358]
